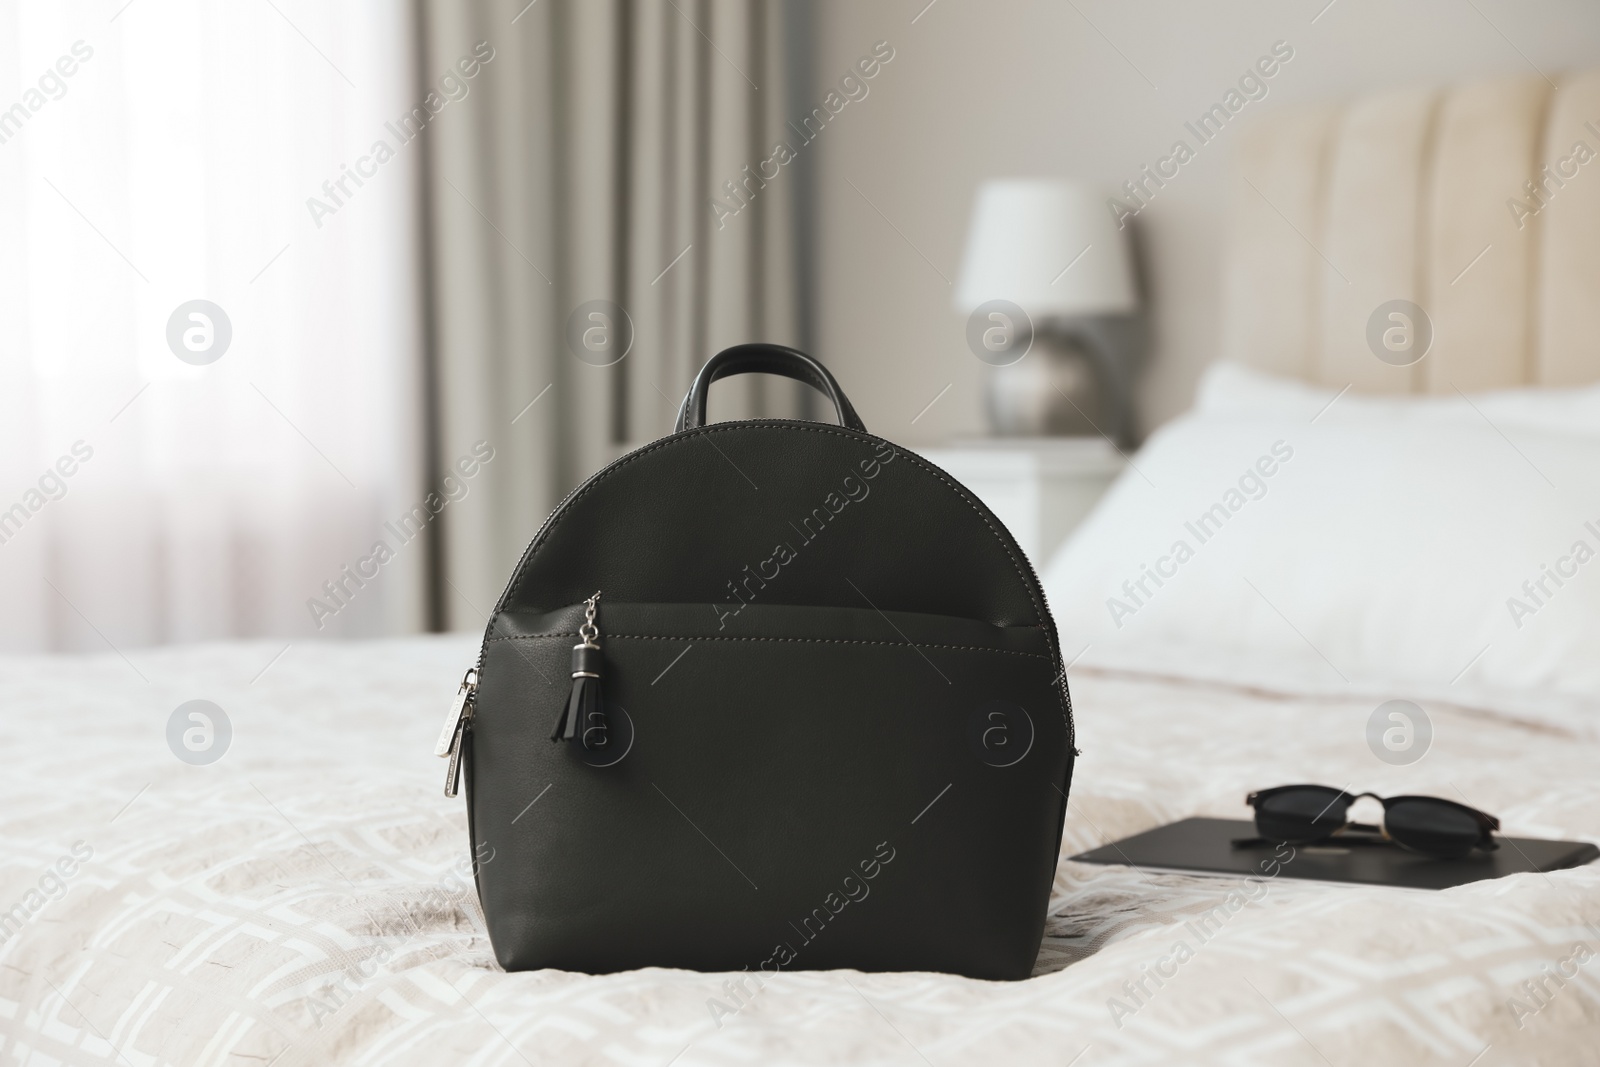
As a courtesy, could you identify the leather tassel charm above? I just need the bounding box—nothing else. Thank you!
[553,592,608,748]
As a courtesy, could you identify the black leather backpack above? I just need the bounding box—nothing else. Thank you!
[435,344,1075,980]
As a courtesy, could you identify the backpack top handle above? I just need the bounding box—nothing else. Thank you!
[674,343,868,434]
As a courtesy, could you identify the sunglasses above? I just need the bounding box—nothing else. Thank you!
[1242,784,1500,859]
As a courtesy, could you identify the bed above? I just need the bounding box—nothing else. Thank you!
[4,638,1598,1065]
[7,71,1600,1067]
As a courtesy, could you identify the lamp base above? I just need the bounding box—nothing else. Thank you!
[983,335,1105,438]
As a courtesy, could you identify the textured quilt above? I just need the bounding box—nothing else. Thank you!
[2,636,1597,1065]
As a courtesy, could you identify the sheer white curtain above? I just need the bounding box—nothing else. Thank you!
[0,0,425,652]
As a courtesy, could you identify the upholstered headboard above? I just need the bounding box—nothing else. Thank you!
[1222,69,1600,392]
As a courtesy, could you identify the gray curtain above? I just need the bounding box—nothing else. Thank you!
[413,0,811,630]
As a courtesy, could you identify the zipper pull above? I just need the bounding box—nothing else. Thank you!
[436,668,478,756]
[437,668,477,797]
[552,591,608,749]
[443,729,467,798]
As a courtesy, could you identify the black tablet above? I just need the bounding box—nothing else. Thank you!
[1069,817,1600,890]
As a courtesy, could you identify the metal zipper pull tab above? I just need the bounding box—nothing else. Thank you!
[443,729,467,798]
[437,668,477,797]
[436,668,478,756]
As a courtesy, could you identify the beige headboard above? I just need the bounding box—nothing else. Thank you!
[1222,69,1600,392]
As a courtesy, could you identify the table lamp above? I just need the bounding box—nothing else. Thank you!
[954,179,1141,444]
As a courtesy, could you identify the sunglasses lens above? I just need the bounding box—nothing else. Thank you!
[1255,787,1350,843]
[1385,799,1483,858]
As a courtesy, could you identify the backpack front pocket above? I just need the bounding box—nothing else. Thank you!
[467,598,1070,979]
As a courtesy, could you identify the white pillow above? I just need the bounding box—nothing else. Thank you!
[1196,360,1600,438]
[1044,395,1600,734]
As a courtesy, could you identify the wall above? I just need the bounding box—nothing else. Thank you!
[809,0,1600,445]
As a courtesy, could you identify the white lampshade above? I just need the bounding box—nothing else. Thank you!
[954,179,1137,317]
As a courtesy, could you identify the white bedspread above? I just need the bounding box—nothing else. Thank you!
[2,636,1597,1066]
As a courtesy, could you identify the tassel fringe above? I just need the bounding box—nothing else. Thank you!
[554,637,608,749]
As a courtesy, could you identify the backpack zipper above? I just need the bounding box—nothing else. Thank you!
[436,667,477,797]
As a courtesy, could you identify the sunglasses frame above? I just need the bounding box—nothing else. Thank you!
[1245,784,1501,856]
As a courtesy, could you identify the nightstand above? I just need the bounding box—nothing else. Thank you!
[915,437,1126,570]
